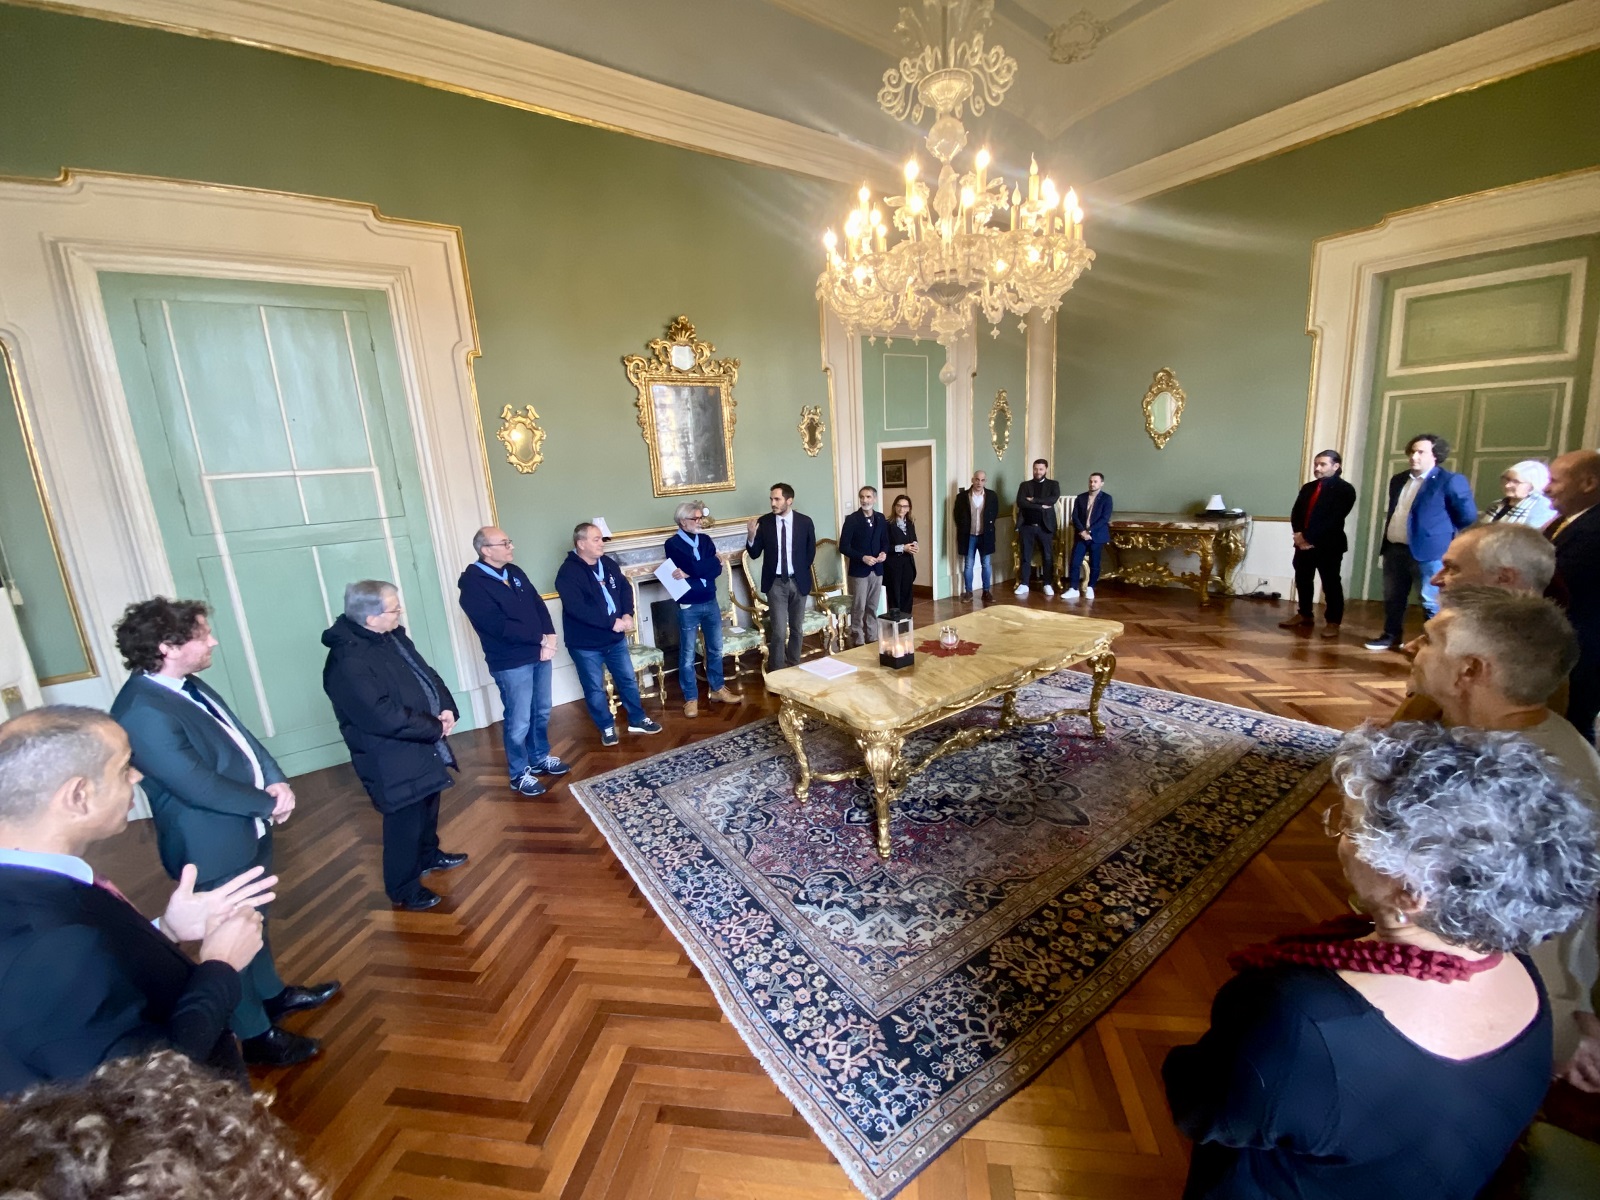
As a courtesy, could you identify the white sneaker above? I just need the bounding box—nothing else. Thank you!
[1014,584,1030,597]
[1043,584,1055,597]
[1085,586,1096,600]
[1063,588,1080,601]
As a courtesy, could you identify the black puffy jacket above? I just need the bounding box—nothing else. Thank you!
[320,615,457,813]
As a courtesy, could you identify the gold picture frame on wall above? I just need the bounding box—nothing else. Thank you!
[989,388,1013,460]
[1142,367,1186,451]
[622,315,739,496]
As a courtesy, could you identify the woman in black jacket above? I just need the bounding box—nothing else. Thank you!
[884,494,919,616]
[320,580,467,911]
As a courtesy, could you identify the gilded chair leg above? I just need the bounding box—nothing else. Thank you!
[603,668,619,718]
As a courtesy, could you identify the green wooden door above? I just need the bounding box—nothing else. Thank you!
[101,274,456,775]
[1354,237,1599,599]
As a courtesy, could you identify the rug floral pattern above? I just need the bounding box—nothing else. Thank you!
[572,673,1338,1198]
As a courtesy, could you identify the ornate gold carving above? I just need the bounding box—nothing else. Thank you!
[798,404,826,457]
[989,388,1013,459]
[1142,367,1186,451]
[1100,517,1249,607]
[494,404,546,474]
[623,316,738,497]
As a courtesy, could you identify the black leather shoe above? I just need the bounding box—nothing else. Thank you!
[240,1025,320,1068]
[264,981,341,1020]
[421,851,469,876]
[392,887,442,912]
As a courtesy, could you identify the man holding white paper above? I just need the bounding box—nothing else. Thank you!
[662,501,740,718]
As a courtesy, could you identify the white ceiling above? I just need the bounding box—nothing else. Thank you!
[378,0,1574,182]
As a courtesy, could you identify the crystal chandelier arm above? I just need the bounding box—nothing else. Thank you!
[955,35,1016,116]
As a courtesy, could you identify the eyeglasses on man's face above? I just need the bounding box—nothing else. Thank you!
[483,539,513,548]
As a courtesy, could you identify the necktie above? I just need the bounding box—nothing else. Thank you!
[94,875,136,909]
[779,518,789,577]
[1304,481,1322,526]
[181,678,227,726]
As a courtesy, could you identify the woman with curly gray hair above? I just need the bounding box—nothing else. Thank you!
[1164,721,1600,1200]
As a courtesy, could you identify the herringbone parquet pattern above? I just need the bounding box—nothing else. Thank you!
[89,589,1416,1199]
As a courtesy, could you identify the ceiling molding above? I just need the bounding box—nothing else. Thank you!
[20,0,896,187]
[1088,0,1600,205]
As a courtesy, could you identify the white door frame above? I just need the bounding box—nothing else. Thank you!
[1304,167,1600,595]
[0,171,494,720]
[874,438,939,591]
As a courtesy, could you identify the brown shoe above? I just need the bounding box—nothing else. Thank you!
[1278,614,1313,629]
[981,590,994,603]
[1320,624,1341,639]
[708,687,739,704]
[683,700,698,718]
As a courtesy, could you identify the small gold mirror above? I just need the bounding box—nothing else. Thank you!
[496,404,547,474]
[989,389,1012,459]
[1142,368,1186,451]
[798,405,826,457]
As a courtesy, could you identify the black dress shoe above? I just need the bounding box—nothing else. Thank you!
[421,851,469,876]
[240,1025,320,1068]
[264,981,341,1020]
[392,887,442,911]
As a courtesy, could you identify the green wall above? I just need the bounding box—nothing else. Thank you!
[0,4,847,675]
[1055,49,1600,518]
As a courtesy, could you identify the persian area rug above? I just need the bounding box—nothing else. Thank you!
[570,672,1339,1198]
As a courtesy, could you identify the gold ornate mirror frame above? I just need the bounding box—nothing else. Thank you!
[1142,367,1186,451]
[989,389,1012,459]
[495,404,547,474]
[622,315,739,497]
[798,405,826,456]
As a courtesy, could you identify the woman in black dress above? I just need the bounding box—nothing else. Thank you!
[1164,722,1600,1200]
[884,494,919,616]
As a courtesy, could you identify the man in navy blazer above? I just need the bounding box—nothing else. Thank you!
[745,482,817,670]
[110,599,338,1069]
[1546,450,1600,742]
[1279,450,1358,638]
[0,706,273,1096]
[838,486,888,646]
[554,522,663,746]
[1063,473,1113,602]
[1365,433,1478,650]
[0,713,273,1100]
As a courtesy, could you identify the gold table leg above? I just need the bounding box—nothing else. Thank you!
[778,699,812,801]
[1195,538,1215,607]
[1087,651,1116,737]
[856,729,904,860]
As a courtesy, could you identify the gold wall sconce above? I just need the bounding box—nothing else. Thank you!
[798,405,826,457]
[496,404,548,474]
[989,389,1012,459]
[1142,368,1186,451]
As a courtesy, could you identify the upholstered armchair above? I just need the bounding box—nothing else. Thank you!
[604,572,665,716]
[811,537,852,652]
[707,554,764,679]
[735,552,830,669]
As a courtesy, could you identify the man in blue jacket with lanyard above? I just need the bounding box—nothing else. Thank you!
[459,526,569,797]
[838,486,889,646]
[554,522,663,746]
[663,501,741,718]
[1365,433,1478,651]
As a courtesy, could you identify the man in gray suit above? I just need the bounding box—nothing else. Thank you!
[111,598,338,1068]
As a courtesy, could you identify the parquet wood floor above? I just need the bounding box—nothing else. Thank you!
[88,588,1419,1199]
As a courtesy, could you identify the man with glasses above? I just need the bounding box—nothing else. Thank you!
[663,502,740,718]
[459,526,568,797]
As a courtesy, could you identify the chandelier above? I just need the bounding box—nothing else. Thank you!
[818,0,1093,348]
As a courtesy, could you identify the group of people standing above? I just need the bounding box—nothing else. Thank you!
[951,461,1114,603]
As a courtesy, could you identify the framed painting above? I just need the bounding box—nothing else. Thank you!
[622,315,738,496]
[882,458,908,488]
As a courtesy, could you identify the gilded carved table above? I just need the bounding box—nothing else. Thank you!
[1099,511,1249,607]
[763,607,1123,859]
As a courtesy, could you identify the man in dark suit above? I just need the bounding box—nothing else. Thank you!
[1014,459,1060,599]
[1279,450,1358,639]
[1064,472,1114,601]
[0,706,271,1096]
[1364,432,1478,651]
[110,599,338,1068]
[1546,449,1600,742]
[953,470,999,602]
[745,482,817,670]
[838,485,888,646]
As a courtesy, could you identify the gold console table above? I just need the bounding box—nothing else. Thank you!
[1101,512,1248,607]
[764,607,1122,859]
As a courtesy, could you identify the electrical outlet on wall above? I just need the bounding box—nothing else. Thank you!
[4,582,21,607]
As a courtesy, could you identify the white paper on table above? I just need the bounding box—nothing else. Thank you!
[592,516,614,538]
[798,657,856,679]
[654,558,691,600]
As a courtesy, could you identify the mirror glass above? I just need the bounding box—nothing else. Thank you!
[1150,391,1176,433]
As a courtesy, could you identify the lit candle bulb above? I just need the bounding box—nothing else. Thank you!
[975,147,989,192]
[1010,184,1020,230]
[874,222,886,252]
[1028,155,1040,202]
[905,157,919,207]
[1072,205,1084,240]
[823,228,837,259]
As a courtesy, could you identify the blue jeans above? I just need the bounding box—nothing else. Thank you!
[1379,542,1445,642]
[676,600,724,701]
[490,658,552,778]
[1068,539,1104,588]
[963,536,992,593]
[569,639,646,731]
